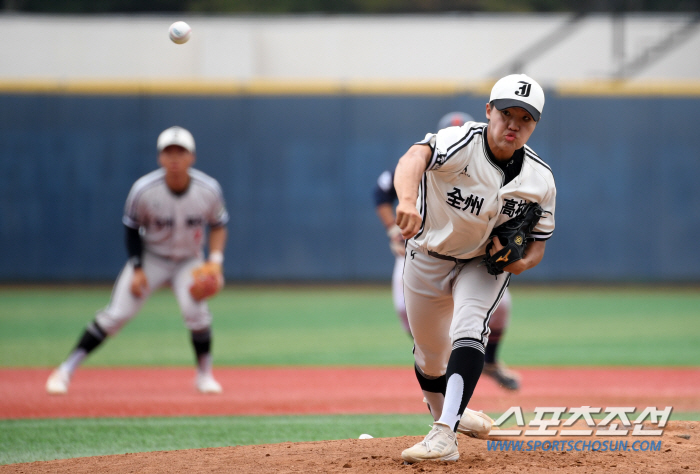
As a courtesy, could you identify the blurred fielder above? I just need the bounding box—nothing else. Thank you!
[374,112,520,391]
[46,126,228,395]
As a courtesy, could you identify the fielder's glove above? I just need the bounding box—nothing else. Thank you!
[189,262,224,301]
[481,202,550,276]
[387,225,406,258]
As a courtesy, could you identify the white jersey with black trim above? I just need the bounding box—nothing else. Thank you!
[123,168,229,261]
[412,121,556,260]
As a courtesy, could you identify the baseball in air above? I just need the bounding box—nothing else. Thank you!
[169,21,191,44]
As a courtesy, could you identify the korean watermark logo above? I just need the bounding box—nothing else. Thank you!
[486,406,673,453]
[490,406,672,436]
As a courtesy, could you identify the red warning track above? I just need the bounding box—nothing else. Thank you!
[1,367,698,419]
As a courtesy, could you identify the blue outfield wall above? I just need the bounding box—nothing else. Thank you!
[0,93,698,282]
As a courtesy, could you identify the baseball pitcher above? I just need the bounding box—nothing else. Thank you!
[397,75,556,463]
[374,111,521,392]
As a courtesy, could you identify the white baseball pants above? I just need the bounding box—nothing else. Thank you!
[95,251,212,335]
[403,240,510,378]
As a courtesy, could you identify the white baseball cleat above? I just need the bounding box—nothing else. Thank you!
[195,373,223,394]
[46,369,71,395]
[401,422,459,463]
[457,408,494,439]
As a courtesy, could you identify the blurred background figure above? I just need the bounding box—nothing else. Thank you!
[46,126,228,395]
[374,111,521,391]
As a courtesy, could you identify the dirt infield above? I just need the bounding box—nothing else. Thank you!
[1,367,699,473]
[1,367,699,418]
[2,422,698,473]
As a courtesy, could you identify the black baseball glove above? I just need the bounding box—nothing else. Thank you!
[481,202,550,276]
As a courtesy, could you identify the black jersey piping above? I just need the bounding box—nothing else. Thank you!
[524,144,540,158]
[429,126,483,171]
[481,128,506,186]
[531,230,553,241]
[481,274,511,342]
[523,147,555,239]
[426,141,440,170]
[415,136,435,167]
[414,172,429,239]
[445,125,484,156]
[524,147,552,173]
[452,337,485,354]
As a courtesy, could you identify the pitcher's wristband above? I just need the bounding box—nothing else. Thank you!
[209,251,224,264]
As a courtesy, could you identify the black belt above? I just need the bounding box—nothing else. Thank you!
[427,250,477,264]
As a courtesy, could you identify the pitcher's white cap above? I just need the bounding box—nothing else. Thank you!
[489,74,545,122]
[157,126,195,153]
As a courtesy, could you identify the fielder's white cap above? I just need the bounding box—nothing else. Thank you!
[157,126,196,153]
[437,111,475,130]
[489,74,545,122]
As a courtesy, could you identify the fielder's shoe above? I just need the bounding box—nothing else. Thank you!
[195,373,223,394]
[457,408,495,439]
[46,369,71,395]
[483,362,521,391]
[401,422,459,463]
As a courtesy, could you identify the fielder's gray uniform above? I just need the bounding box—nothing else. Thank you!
[96,168,229,335]
[404,122,555,378]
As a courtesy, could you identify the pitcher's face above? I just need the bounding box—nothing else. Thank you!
[486,103,537,160]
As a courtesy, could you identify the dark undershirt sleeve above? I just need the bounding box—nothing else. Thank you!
[374,185,397,207]
[124,224,144,268]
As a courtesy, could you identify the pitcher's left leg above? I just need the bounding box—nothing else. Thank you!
[436,260,510,434]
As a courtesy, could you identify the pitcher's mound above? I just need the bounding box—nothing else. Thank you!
[4,421,697,473]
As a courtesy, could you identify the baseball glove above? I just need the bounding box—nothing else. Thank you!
[189,262,223,301]
[481,202,550,276]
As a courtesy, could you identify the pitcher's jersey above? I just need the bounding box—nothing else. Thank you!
[412,122,556,259]
[123,168,229,260]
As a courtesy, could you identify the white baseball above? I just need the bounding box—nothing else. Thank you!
[169,21,191,44]
[359,434,373,439]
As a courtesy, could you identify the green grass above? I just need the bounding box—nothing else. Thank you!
[1,284,698,466]
[0,285,416,367]
[0,285,698,367]
[0,414,434,465]
[501,287,700,366]
[3,411,699,465]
